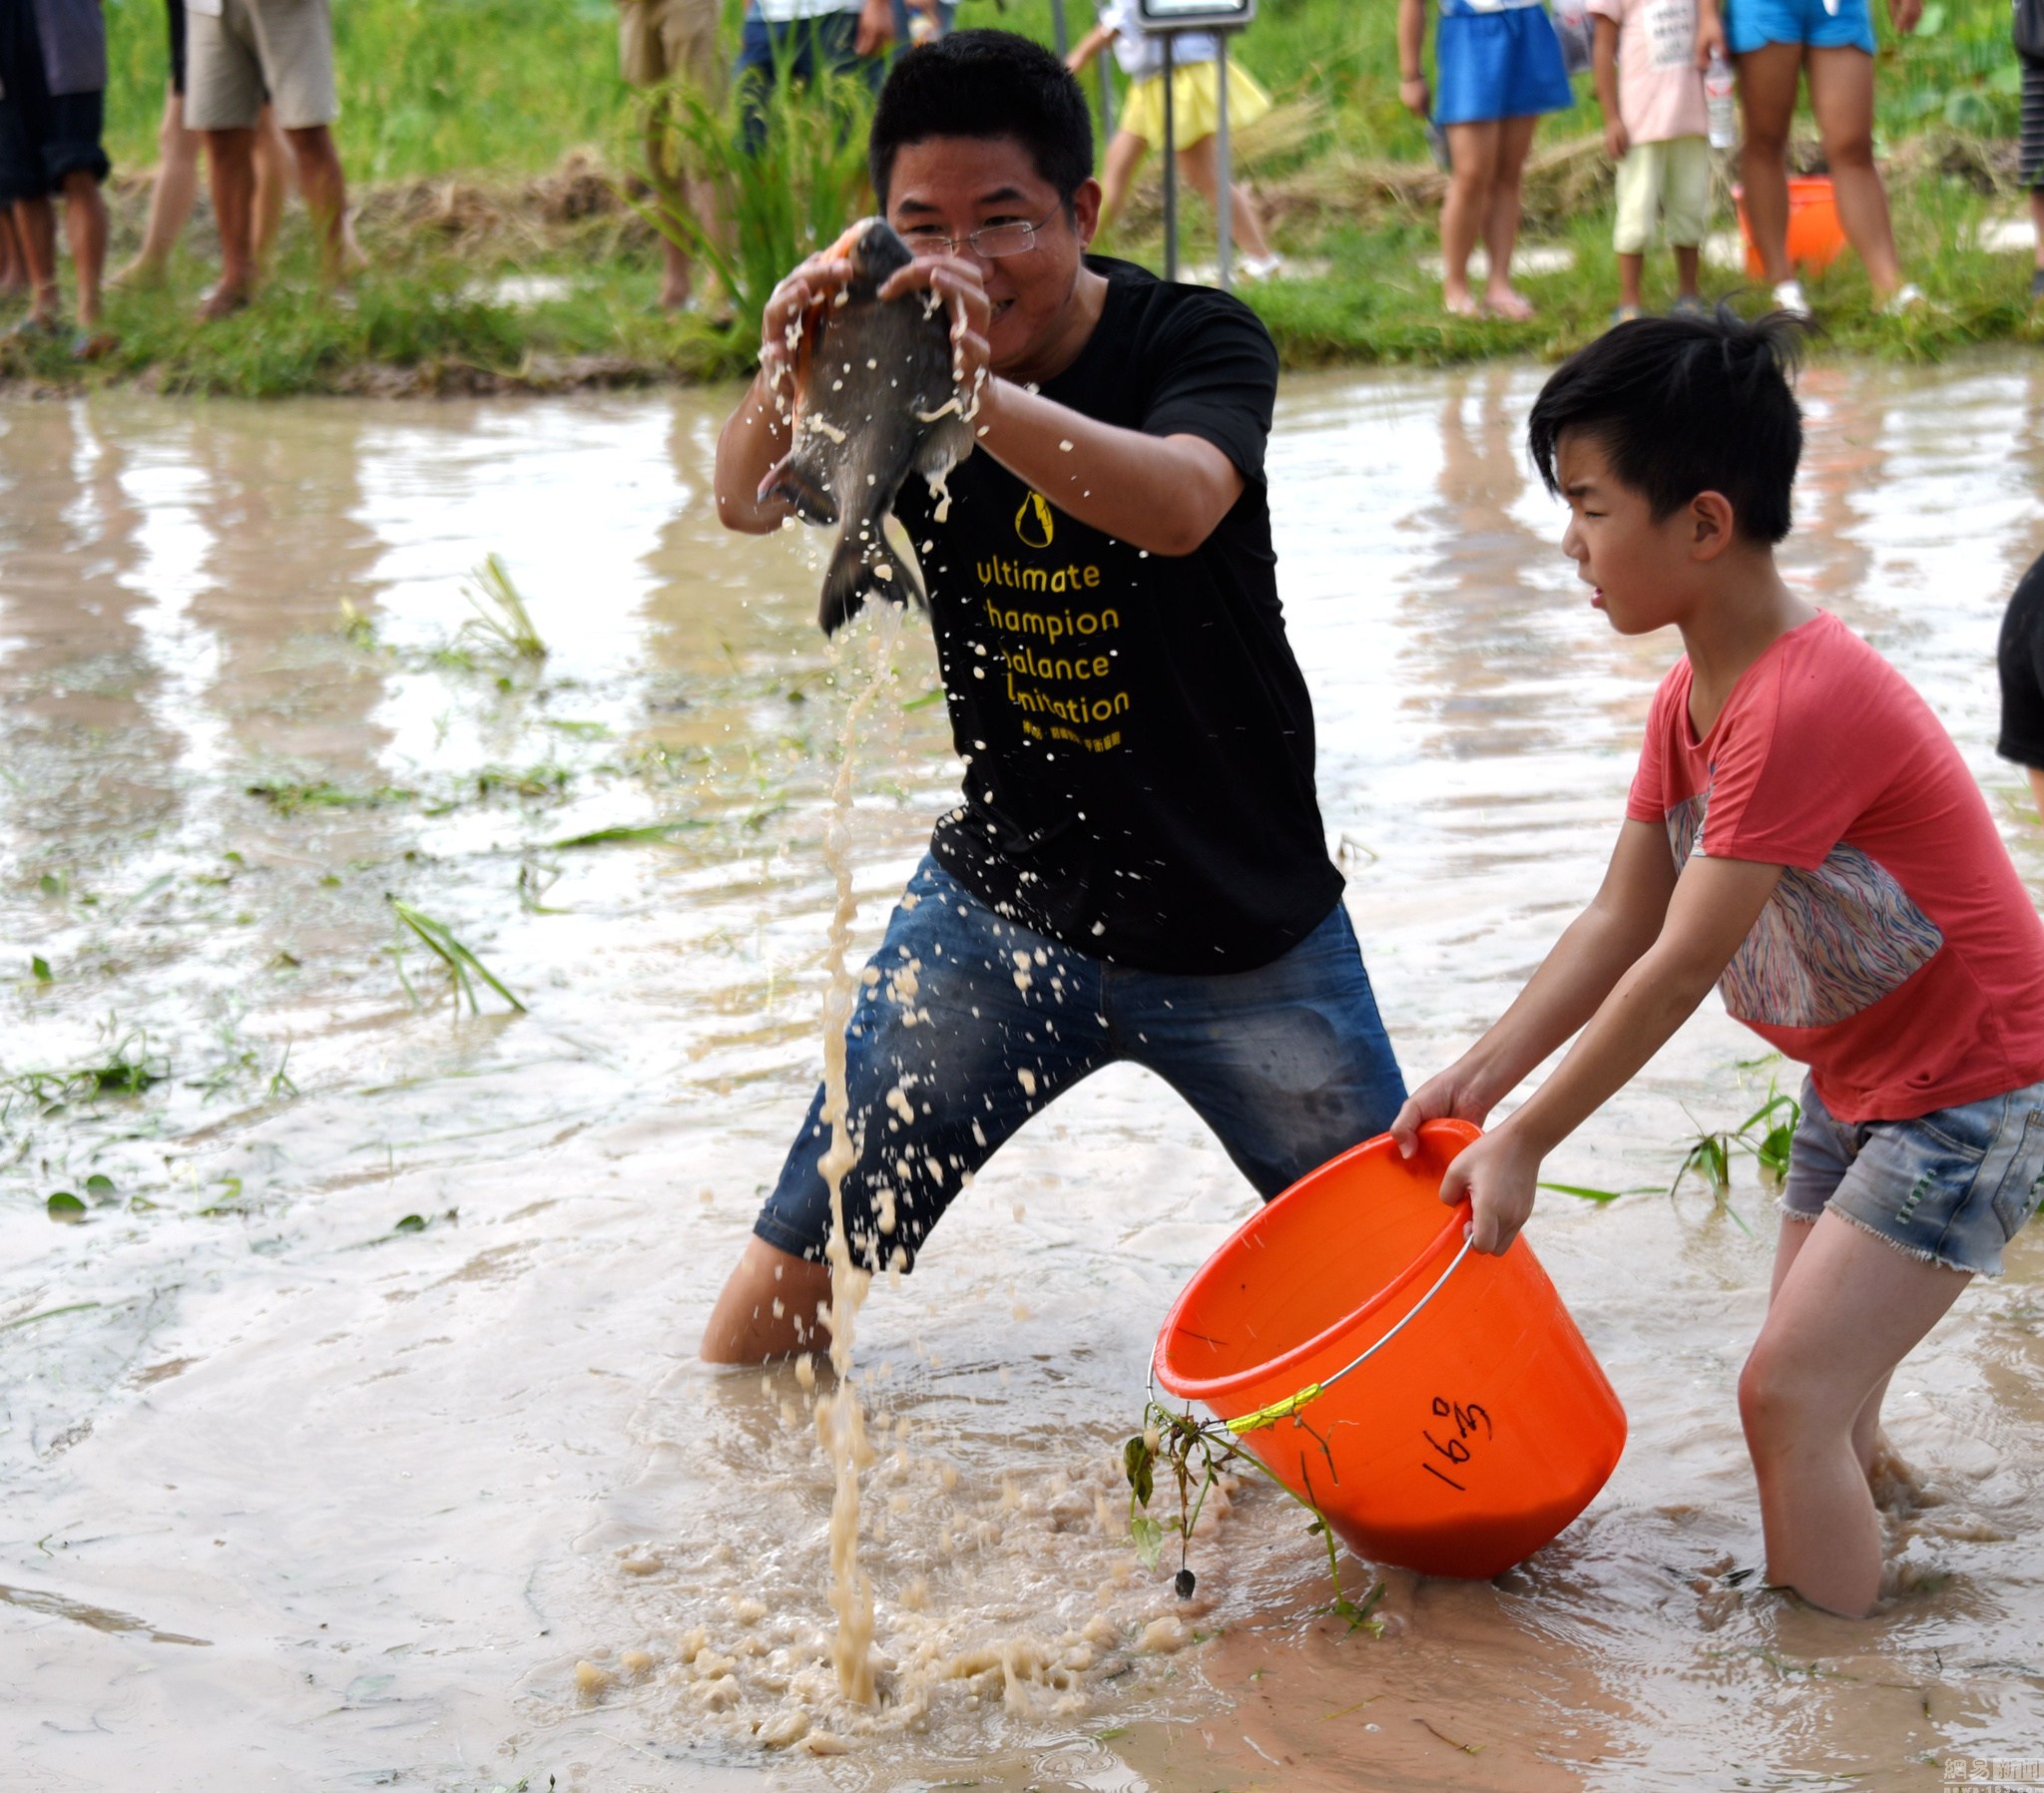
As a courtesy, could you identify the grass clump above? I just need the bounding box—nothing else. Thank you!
[459,555,548,663]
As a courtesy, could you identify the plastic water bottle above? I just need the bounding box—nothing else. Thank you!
[1705,53,1737,151]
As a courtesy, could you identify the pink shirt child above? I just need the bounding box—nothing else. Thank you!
[1586,0,1708,143]
[1627,611,2044,1122]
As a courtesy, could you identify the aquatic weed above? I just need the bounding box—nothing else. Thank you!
[386,896,527,1016]
[458,555,547,663]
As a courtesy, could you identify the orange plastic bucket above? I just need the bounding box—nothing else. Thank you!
[1734,177,1848,279]
[1152,1121,1626,1579]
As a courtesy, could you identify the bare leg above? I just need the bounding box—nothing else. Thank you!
[1805,46,1902,297]
[1482,113,1540,318]
[1172,133,1275,262]
[1618,249,1645,310]
[1735,40,1804,287]
[703,1235,836,1363]
[1441,120,1501,314]
[2031,188,2044,285]
[253,105,292,270]
[60,172,108,331]
[200,126,257,315]
[1097,129,1147,236]
[1741,1212,1970,1614]
[284,124,348,286]
[118,88,201,284]
[12,197,61,324]
[642,101,694,309]
[2027,764,2044,820]
[1674,241,1701,300]
[0,209,25,294]
[1767,1216,1890,1475]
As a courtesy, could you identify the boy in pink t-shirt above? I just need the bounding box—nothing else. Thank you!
[1391,310,2044,1617]
[1589,0,1723,319]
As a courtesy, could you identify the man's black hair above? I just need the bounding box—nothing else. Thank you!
[870,29,1094,209]
[1526,308,1805,545]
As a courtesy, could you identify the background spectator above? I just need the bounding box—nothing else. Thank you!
[0,208,25,301]
[1590,0,1721,321]
[186,0,351,318]
[736,0,894,152]
[118,0,292,289]
[890,0,954,50]
[0,0,112,353]
[1397,0,1576,319]
[1727,0,1920,314]
[1067,0,1281,276]
[621,0,729,311]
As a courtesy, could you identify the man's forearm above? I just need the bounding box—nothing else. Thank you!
[715,369,795,534]
[975,377,1242,557]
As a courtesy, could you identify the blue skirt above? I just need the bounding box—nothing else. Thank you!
[1435,7,1576,126]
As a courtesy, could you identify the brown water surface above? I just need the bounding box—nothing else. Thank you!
[3,359,2043,1791]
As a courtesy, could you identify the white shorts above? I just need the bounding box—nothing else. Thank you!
[1613,135,1710,253]
[185,0,338,134]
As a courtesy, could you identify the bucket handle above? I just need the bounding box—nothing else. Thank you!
[1151,1216,1478,1437]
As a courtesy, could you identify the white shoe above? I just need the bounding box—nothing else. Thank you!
[1771,278,1812,318]
[1238,254,1285,283]
[1881,281,1925,315]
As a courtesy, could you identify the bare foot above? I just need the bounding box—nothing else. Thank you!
[112,256,169,292]
[71,329,119,363]
[196,283,252,322]
[1443,288,1482,318]
[1485,286,1536,321]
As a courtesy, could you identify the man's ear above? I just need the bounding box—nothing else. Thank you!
[1690,490,1737,561]
[1070,177,1103,249]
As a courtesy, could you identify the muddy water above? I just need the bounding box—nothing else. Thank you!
[3,358,2043,1792]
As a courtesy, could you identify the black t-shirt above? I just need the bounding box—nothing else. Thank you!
[892,256,1343,975]
[1998,550,2044,767]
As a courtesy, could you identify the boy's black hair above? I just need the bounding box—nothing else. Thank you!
[1526,308,1805,544]
[870,30,1094,210]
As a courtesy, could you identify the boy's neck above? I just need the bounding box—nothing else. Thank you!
[1677,550,1816,723]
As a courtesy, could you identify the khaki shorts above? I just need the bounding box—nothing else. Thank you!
[1612,134,1710,253]
[185,0,338,133]
[620,0,723,97]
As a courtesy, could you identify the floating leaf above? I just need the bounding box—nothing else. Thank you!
[550,821,707,849]
[901,688,946,712]
[1537,1181,1630,1203]
[393,1213,428,1233]
[29,956,51,983]
[84,1173,116,1199]
[46,1191,86,1222]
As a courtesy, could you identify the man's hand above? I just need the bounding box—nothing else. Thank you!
[1388,1059,1497,1160]
[1604,118,1630,162]
[877,251,993,399]
[855,0,895,57]
[1399,76,1430,119]
[1438,1124,1544,1256]
[1888,0,1922,33]
[759,248,856,394]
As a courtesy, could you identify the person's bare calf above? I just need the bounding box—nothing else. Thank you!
[61,171,108,332]
[701,1236,835,1363]
[10,197,61,324]
[200,126,259,316]
[285,124,349,285]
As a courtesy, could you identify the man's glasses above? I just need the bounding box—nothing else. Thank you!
[903,207,1062,261]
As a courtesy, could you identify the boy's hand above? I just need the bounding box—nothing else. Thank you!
[1399,76,1430,119]
[1438,1125,1543,1256]
[1604,119,1630,161]
[1389,1061,1497,1159]
[878,252,993,396]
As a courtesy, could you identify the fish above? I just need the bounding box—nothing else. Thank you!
[760,218,976,636]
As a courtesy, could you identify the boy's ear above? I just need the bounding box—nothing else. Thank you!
[1689,490,1737,561]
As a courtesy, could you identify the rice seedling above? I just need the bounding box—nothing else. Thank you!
[550,819,709,848]
[458,555,547,664]
[1126,1398,1386,1634]
[1,1029,169,1117]
[386,896,527,1016]
[247,780,417,816]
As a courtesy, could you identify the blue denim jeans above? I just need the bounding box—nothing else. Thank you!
[755,855,1407,1271]
[1782,1073,2044,1276]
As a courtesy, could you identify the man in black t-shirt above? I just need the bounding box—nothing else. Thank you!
[703,30,1406,1362]
[1998,549,2044,819]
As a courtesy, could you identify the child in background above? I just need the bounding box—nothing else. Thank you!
[1590,0,1722,321]
[1392,311,2044,1616]
[1067,0,1282,278]
[1397,0,1577,318]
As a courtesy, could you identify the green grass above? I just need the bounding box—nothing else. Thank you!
[0,0,2017,397]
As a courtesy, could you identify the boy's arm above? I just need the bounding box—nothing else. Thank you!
[1444,852,1786,1253]
[1393,817,1678,1147]
[1592,16,1627,160]
[1396,0,1429,118]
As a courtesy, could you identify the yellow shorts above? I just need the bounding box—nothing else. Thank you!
[619,0,723,97]
[1613,135,1711,253]
[1118,58,1272,151]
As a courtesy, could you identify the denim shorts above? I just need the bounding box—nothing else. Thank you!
[1782,1075,2044,1276]
[1434,8,1575,128]
[1727,0,1877,57]
[755,855,1407,1272]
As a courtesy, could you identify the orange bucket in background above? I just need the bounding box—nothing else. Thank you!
[1734,177,1848,279]
[1152,1121,1627,1580]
